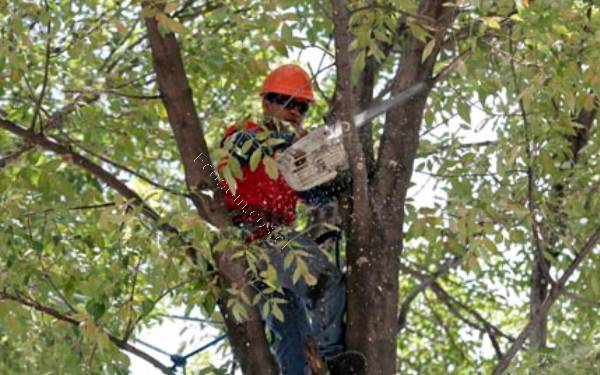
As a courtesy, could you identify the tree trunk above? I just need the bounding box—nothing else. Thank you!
[143,8,278,374]
[529,258,550,349]
[328,0,457,373]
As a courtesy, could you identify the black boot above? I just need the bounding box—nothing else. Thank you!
[326,351,366,375]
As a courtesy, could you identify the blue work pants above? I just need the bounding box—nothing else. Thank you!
[258,233,345,375]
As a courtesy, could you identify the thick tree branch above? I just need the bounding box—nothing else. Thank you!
[373,0,457,208]
[0,118,159,220]
[331,0,370,221]
[143,6,278,374]
[0,92,100,171]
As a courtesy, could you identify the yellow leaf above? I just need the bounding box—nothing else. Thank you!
[510,14,524,22]
[114,21,127,34]
[156,12,186,34]
[583,94,596,111]
[303,272,317,286]
[164,2,180,14]
[421,39,436,62]
[83,319,97,338]
[482,17,501,29]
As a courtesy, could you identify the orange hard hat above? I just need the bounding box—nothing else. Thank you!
[261,64,315,102]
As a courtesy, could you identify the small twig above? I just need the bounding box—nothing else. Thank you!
[123,254,145,341]
[128,280,193,338]
[19,202,116,220]
[431,283,506,359]
[418,140,497,158]
[41,272,78,314]
[59,134,189,198]
[99,18,142,73]
[397,256,463,332]
[563,291,600,307]
[63,88,161,100]
[30,0,53,132]
[425,294,474,365]
[156,313,224,325]
[86,342,98,372]
[416,169,526,179]
[508,25,555,288]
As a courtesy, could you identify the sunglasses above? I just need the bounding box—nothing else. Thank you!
[265,93,310,115]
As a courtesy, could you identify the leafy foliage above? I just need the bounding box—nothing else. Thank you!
[0,0,599,374]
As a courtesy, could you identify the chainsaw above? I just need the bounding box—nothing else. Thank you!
[278,81,429,191]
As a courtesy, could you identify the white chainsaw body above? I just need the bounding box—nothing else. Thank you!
[277,81,429,192]
[278,122,348,191]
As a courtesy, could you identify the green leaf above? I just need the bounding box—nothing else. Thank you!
[479,237,498,254]
[281,24,293,42]
[292,265,302,285]
[221,165,237,194]
[283,251,294,270]
[408,22,430,43]
[509,230,526,243]
[85,299,107,321]
[263,155,279,180]
[250,148,262,172]
[457,101,471,123]
[352,50,366,84]
[590,273,600,299]
[214,238,231,253]
[141,5,158,18]
[266,138,287,147]
[271,303,284,322]
[583,94,596,111]
[164,2,180,14]
[241,139,254,155]
[228,157,243,179]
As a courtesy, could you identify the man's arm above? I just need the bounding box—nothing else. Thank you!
[298,172,351,207]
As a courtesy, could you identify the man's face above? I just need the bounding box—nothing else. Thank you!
[262,93,310,129]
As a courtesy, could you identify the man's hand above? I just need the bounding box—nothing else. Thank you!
[293,125,308,139]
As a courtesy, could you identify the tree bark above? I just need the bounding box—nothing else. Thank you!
[329,1,456,374]
[143,8,278,374]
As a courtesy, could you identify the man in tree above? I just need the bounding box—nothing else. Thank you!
[218,64,363,374]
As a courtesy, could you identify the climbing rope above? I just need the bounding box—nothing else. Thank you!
[134,334,228,374]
